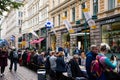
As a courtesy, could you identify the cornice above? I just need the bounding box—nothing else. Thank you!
[49,0,77,15]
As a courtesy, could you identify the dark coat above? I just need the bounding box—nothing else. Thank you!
[69,59,85,78]
[86,51,97,80]
[55,57,66,72]
[0,50,8,66]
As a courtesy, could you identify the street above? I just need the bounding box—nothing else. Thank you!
[0,60,37,80]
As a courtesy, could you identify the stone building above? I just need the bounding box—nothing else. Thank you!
[48,0,120,54]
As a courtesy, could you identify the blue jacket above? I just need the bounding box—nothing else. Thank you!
[55,57,66,72]
[86,51,97,80]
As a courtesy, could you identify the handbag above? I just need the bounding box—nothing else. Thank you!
[104,69,120,80]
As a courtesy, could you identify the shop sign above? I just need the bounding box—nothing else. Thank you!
[100,17,120,25]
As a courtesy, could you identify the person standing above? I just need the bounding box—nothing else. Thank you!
[79,51,86,66]
[55,51,66,80]
[9,47,18,72]
[64,46,69,58]
[96,43,119,80]
[73,47,81,55]
[86,45,98,80]
[49,51,57,80]
[0,47,8,77]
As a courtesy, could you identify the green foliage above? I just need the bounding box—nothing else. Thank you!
[0,0,23,15]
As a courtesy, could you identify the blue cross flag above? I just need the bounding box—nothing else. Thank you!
[45,21,54,29]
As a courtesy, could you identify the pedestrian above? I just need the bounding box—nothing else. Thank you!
[22,48,28,66]
[68,54,87,79]
[79,51,86,66]
[49,51,57,80]
[0,47,8,77]
[73,47,81,55]
[9,47,18,72]
[55,51,66,80]
[64,46,69,58]
[86,45,98,80]
[96,43,120,80]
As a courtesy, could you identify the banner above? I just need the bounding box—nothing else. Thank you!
[118,0,120,3]
[62,17,74,33]
[82,8,96,29]
[29,28,39,38]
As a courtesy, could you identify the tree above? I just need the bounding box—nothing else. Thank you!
[0,0,23,15]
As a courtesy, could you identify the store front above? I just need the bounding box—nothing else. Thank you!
[102,22,120,53]
[77,30,90,51]
[61,33,70,48]
[99,14,120,53]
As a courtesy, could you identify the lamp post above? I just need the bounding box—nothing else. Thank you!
[80,0,87,52]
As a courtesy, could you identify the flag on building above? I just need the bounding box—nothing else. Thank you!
[45,21,57,35]
[62,17,74,33]
[29,28,39,38]
[82,8,96,29]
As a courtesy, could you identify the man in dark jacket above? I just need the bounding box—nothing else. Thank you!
[86,45,98,80]
[9,48,18,72]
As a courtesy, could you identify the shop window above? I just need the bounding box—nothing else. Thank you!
[62,33,70,48]
[102,23,120,53]
[51,35,56,50]
[65,11,67,17]
[108,0,115,10]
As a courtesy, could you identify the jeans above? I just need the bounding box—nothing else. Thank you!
[9,59,17,71]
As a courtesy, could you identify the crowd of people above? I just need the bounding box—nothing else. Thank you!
[0,43,120,80]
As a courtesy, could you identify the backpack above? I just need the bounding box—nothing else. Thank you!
[13,51,18,59]
[91,57,103,78]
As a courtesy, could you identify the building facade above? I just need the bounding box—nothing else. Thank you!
[22,0,49,50]
[1,7,23,49]
[48,0,120,54]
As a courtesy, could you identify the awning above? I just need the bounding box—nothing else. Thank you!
[30,38,44,44]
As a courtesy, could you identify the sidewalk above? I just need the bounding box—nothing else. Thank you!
[0,60,38,80]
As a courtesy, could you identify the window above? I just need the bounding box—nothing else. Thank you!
[93,0,98,15]
[58,14,60,26]
[65,11,67,17]
[18,20,22,26]
[108,0,115,10]
[53,0,55,8]
[18,20,21,25]
[72,7,75,22]
[53,17,55,26]
[18,12,22,17]
[19,28,21,34]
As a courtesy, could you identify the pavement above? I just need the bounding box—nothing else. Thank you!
[0,60,38,80]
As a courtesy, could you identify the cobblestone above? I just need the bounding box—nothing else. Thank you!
[0,61,38,80]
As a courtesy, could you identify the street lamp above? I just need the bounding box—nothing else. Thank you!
[80,0,88,52]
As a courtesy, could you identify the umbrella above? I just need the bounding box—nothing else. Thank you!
[0,39,9,47]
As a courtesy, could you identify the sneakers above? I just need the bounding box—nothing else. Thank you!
[0,73,4,77]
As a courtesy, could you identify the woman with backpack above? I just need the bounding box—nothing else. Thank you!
[96,43,120,80]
